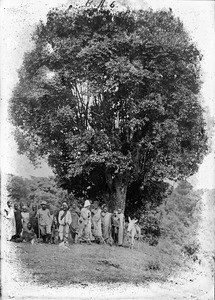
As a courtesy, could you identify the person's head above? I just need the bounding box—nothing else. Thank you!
[103,206,108,213]
[20,202,24,208]
[27,222,32,230]
[32,204,37,211]
[62,202,68,211]
[72,203,76,209]
[118,208,122,214]
[84,200,91,209]
[14,203,19,210]
[93,201,99,209]
[41,201,47,210]
[50,208,54,215]
[22,205,27,212]
[7,200,12,208]
[113,210,118,216]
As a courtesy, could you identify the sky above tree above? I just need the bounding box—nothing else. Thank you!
[1,0,214,189]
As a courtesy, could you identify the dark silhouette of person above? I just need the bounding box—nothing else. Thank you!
[30,204,39,238]
[14,203,23,238]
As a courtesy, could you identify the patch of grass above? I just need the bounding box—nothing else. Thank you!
[14,240,187,286]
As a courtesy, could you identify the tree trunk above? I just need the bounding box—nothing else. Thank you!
[115,183,127,213]
[109,181,127,213]
[105,171,128,213]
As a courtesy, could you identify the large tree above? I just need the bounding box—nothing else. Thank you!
[10,8,207,212]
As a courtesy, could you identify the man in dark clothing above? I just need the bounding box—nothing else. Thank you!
[70,203,80,243]
[19,202,24,212]
[14,203,23,238]
[29,204,39,238]
[111,210,119,245]
[22,222,37,243]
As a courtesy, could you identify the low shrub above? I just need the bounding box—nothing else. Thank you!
[146,261,160,271]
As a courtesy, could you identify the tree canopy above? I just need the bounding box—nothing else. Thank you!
[10,7,208,211]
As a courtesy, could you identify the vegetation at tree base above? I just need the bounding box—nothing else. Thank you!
[10,7,208,212]
[126,180,202,250]
[159,181,202,253]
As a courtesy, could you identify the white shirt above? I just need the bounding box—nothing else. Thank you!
[58,210,72,226]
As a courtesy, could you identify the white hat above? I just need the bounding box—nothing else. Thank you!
[84,200,91,207]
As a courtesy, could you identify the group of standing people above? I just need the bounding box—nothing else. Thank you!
[3,199,126,247]
[75,200,125,246]
[4,200,38,243]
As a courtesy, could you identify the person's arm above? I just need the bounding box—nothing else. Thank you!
[20,212,24,225]
[4,209,8,217]
[81,209,88,220]
[96,209,101,222]
[6,208,14,219]
[77,207,81,216]
[58,211,62,224]
[35,210,39,220]
[46,210,52,225]
[108,214,112,235]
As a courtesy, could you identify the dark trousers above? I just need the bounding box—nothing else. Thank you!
[112,226,118,244]
[15,221,22,238]
[32,223,39,238]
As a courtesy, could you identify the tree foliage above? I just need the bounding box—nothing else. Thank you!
[136,180,202,247]
[7,175,68,209]
[159,180,202,248]
[10,8,208,211]
[7,175,30,201]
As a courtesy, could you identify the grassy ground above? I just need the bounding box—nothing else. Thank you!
[2,240,213,300]
[14,240,185,286]
[2,191,214,299]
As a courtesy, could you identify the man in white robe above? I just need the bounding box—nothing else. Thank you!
[101,206,113,245]
[4,201,16,241]
[77,200,92,244]
[58,202,72,244]
[91,201,103,243]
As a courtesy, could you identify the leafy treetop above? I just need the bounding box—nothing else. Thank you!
[10,8,208,210]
